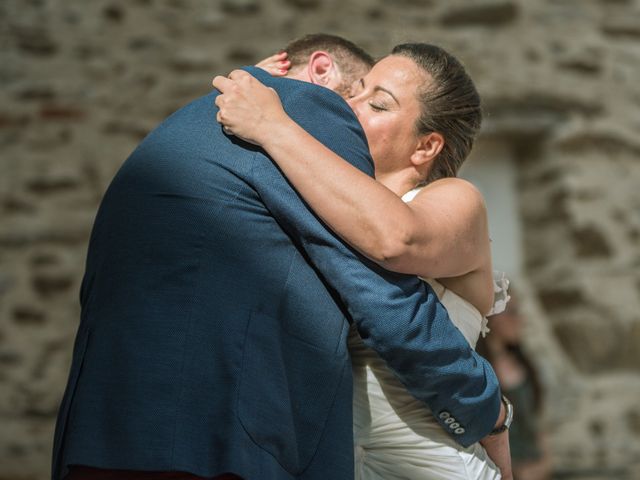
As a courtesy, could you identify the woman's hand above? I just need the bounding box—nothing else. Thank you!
[212,70,289,146]
[255,51,290,76]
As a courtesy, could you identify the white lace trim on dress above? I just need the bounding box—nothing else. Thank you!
[482,271,511,337]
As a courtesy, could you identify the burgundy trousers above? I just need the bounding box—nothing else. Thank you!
[64,466,243,480]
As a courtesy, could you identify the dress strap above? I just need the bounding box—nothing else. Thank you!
[401,187,422,203]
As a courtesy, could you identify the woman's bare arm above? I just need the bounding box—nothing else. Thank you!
[213,70,489,280]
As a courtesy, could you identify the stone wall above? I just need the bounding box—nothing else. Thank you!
[1,0,639,478]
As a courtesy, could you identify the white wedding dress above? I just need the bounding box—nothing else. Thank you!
[348,189,504,479]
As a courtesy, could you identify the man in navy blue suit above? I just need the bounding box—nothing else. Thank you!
[53,34,508,480]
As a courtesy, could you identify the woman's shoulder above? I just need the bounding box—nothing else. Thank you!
[413,177,485,207]
[409,178,489,239]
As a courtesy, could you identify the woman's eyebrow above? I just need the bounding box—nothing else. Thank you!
[374,86,399,105]
[362,78,399,105]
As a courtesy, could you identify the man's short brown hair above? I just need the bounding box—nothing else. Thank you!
[284,33,374,89]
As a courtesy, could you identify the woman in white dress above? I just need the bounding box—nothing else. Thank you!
[214,43,511,479]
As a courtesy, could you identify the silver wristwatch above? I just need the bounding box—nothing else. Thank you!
[489,395,513,435]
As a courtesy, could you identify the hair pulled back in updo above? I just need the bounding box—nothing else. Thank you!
[391,43,482,184]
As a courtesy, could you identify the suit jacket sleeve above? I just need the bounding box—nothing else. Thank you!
[237,67,501,446]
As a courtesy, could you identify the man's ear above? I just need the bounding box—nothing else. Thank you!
[411,132,445,168]
[307,51,339,87]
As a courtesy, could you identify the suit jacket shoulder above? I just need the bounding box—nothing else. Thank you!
[243,67,374,177]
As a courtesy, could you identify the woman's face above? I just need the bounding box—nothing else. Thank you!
[347,55,426,176]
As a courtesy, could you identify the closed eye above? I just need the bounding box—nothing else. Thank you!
[369,102,387,112]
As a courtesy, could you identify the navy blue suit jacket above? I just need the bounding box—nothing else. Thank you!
[52,67,500,480]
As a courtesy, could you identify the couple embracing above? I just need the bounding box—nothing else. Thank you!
[53,34,513,480]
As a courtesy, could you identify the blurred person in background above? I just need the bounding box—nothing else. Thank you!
[477,288,551,480]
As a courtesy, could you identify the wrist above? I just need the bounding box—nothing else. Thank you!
[261,116,298,152]
[493,400,506,429]
[490,395,513,435]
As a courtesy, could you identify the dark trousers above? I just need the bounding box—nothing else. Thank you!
[64,466,243,480]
